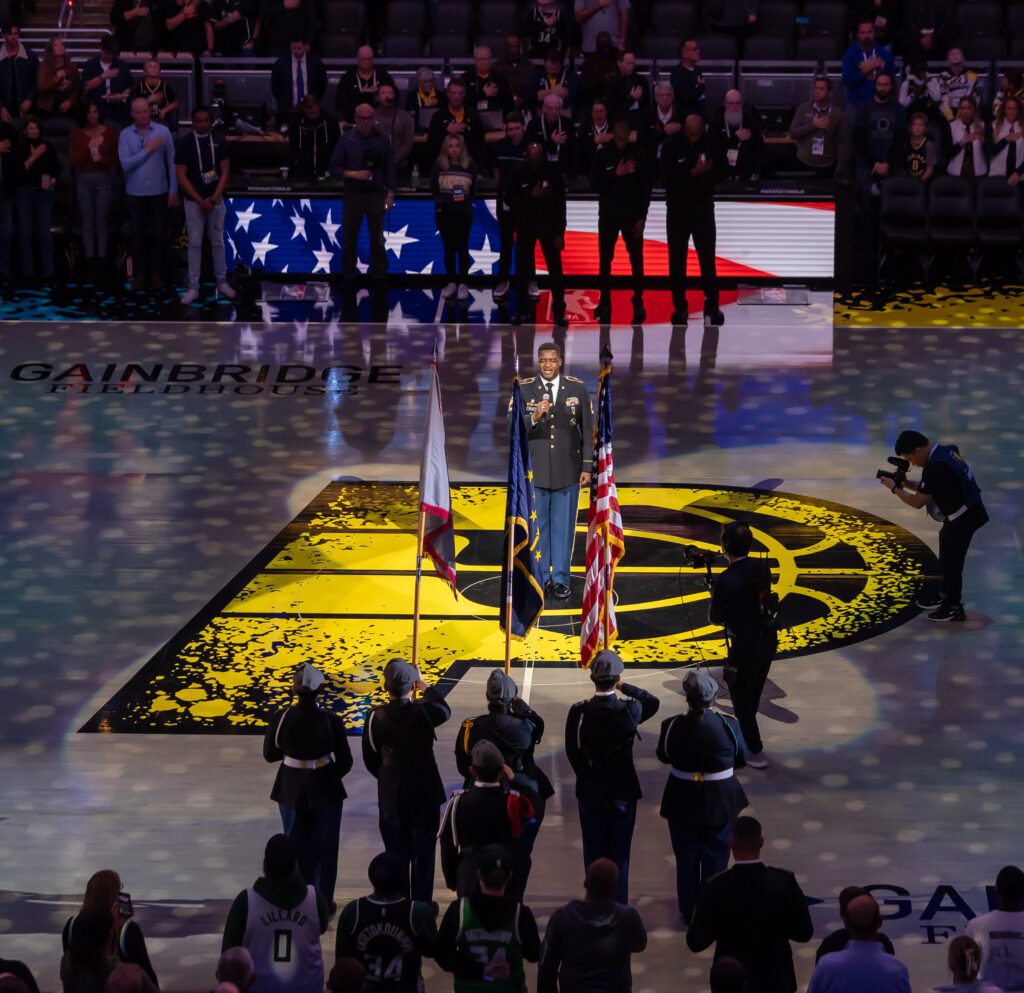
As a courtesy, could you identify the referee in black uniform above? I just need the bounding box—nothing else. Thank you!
[660,114,725,327]
[657,668,748,924]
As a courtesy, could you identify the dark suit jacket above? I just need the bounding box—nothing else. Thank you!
[710,104,764,181]
[686,862,814,993]
[525,114,578,177]
[334,65,397,122]
[604,71,652,124]
[270,53,327,113]
[426,106,486,170]
[636,104,683,158]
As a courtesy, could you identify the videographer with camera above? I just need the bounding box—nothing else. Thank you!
[880,430,989,622]
[708,522,777,770]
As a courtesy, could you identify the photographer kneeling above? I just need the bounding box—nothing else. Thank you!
[881,430,989,622]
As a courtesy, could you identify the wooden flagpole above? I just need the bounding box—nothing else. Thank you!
[411,505,427,669]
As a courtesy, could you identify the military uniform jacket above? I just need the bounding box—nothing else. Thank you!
[656,708,748,826]
[513,375,594,491]
[362,688,452,817]
[564,685,661,804]
[455,702,555,802]
[263,701,354,808]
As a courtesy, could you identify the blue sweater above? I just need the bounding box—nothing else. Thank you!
[841,43,896,108]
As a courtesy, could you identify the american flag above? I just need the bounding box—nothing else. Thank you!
[579,355,625,668]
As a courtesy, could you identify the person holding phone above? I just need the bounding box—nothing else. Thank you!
[14,116,58,282]
[431,132,479,303]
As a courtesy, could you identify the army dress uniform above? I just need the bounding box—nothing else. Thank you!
[514,372,593,598]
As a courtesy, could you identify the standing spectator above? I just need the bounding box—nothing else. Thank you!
[330,101,396,287]
[69,101,119,280]
[932,936,1005,993]
[537,859,647,993]
[564,650,660,903]
[806,894,910,993]
[37,37,81,118]
[899,61,940,121]
[841,21,896,110]
[965,865,1024,991]
[687,816,814,993]
[526,93,577,176]
[580,30,618,106]
[656,669,748,924]
[465,46,515,118]
[263,0,313,57]
[271,39,327,118]
[431,132,479,303]
[133,59,178,130]
[938,48,978,122]
[524,0,571,58]
[854,0,901,47]
[118,95,177,289]
[335,852,437,992]
[222,834,329,993]
[0,24,36,123]
[162,0,213,57]
[61,907,159,993]
[491,111,527,301]
[0,114,15,285]
[574,0,629,54]
[789,77,845,177]
[945,96,987,178]
[209,0,257,55]
[261,663,351,913]
[374,82,413,178]
[578,98,614,175]
[705,0,758,48]
[525,49,580,121]
[426,79,485,170]
[289,93,337,179]
[604,51,650,125]
[495,35,532,110]
[335,46,396,125]
[14,116,57,282]
[816,886,896,961]
[711,89,763,182]
[670,39,707,120]
[903,0,953,61]
[61,870,159,988]
[636,81,682,159]
[987,96,1024,185]
[434,845,542,993]
[900,111,938,181]
[82,37,133,127]
[360,659,451,902]
[110,0,157,56]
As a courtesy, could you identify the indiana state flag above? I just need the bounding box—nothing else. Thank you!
[501,377,545,639]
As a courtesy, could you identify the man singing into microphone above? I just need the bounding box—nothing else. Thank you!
[511,343,593,601]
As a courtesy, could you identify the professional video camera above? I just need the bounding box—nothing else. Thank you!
[682,545,719,569]
[876,457,910,490]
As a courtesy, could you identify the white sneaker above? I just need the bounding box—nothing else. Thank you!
[457,283,469,301]
[216,282,237,299]
[493,279,510,300]
[528,280,540,300]
[181,288,199,304]
[441,282,457,299]
[747,751,768,770]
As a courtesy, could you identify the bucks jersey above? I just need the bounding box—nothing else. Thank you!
[242,884,323,993]
[344,896,425,992]
[454,898,526,993]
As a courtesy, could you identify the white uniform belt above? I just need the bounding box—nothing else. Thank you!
[283,753,334,769]
[946,504,968,522]
[671,767,734,782]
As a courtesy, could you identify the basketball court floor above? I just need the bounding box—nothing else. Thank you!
[1,290,1022,992]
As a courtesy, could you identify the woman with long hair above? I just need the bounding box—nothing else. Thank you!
[61,870,159,988]
[430,132,478,302]
[988,94,1024,186]
[14,116,58,281]
[930,935,1002,991]
[37,37,81,116]
[69,100,120,279]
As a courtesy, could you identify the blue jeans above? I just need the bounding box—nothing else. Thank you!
[535,484,580,586]
[278,801,343,908]
[378,805,441,903]
[667,820,732,921]
[577,798,637,904]
[0,194,13,276]
[17,187,55,278]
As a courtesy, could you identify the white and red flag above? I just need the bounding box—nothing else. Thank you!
[418,361,457,597]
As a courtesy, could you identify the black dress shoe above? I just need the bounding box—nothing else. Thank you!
[704,307,725,326]
[544,579,555,596]
[670,310,687,325]
[553,583,571,600]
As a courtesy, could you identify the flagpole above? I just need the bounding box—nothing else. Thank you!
[504,517,515,675]
[412,505,427,668]
[600,347,614,651]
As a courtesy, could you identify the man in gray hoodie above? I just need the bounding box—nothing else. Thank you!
[537,859,647,993]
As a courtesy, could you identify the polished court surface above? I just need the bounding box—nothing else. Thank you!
[1,295,1022,992]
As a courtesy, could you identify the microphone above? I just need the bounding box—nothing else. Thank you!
[543,382,553,415]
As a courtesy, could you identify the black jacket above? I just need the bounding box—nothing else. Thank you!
[604,71,652,124]
[270,53,327,113]
[708,556,773,649]
[686,862,814,993]
[656,708,748,826]
[565,685,660,804]
[263,699,353,808]
[525,114,578,176]
[334,65,397,123]
[660,132,722,203]
[289,112,339,179]
[576,119,612,176]
[508,163,567,234]
[815,926,896,962]
[426,105,487,171]
[362,688,452,816]
[636,104,683,158]
[590,140,653,218]
[711,104,764,181]
[464,70,515,116]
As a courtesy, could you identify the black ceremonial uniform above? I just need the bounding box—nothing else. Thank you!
[709,557,776,756]
[263,699,354,908]
[657,707,748,921]
[564,685,660,903]
[362,688,452,902]
[492,134,528,288]
[509,161,567,323]
[660,130,723,322]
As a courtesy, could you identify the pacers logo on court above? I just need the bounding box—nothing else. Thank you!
[84,482,938,735]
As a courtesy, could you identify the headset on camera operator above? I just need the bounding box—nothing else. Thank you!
[880,430,988,622]
[707,522,778,770]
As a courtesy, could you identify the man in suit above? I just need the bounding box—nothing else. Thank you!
[709,521,777,768]
[656,668,747,924]
[687,816,814,993]
[637,80,683,160]
[361,658,451,903]
[565,650,660,903]
[271,37,327,118]
[604,50,651,126]
[516,341,593,597]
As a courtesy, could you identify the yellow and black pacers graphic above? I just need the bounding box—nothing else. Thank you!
[84,482,938,735]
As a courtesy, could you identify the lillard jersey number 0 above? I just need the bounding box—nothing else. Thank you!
[242,885,324,993]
